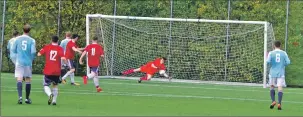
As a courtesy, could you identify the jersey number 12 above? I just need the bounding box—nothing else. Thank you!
[50,50,57,61]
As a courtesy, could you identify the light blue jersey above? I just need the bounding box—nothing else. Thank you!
[7,37,17,64]
[60,38,70,54]
[12,35,36,67]
[267,49,290,78]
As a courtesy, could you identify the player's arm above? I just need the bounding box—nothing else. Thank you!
[12,39,18,54]
[266,52,271,64]
[151,63,158,68]
[72,46,82,54]
[59,40,64,47]
[159,65,170,78]
[79,50,87,65]
[100,47,104,58]
[61,56,67,64]
[37,46,46,57]
[31,40,37,60]
[77,48,85,51]
[59,48,67,64]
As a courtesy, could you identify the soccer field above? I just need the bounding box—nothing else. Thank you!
[1,73,302,116]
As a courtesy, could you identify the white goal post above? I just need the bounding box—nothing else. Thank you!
[86,14,275,88]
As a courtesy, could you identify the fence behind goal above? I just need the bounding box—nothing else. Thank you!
[87,14,275,87]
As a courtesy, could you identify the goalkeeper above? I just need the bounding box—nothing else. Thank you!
[122,57,171,83]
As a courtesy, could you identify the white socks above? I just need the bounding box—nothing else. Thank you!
[52,87,58,103]
[93,77,99,87]
[44,86,58,103]
[44,86,51,96]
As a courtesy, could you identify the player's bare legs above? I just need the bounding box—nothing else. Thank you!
[122,68,141,75]
[269,85,276,109]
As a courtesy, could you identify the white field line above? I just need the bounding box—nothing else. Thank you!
[1,77,303,95]
[2,89,303,104]
[2,75,302,91]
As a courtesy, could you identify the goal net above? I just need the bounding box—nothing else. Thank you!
[86,14,275,88]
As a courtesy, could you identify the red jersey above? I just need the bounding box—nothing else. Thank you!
[152,58,166,70]
[140,58,166,75]
[84,43,104,67]
[65,40,77,60]
[39,44,64,76]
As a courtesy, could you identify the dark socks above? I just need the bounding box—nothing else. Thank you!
[25,82,31,99]
[17,81,22,98]
[278,91,283,104]
[270,89,275,102]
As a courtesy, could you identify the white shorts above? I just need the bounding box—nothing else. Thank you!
[15,65,32,78]
[269,77,286,87]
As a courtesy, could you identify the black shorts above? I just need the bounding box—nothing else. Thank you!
[43,75,60,86]
[67,59,76,69]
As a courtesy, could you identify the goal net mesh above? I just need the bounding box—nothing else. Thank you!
[88,16,274,84]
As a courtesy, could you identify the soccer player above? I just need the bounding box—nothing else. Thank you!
[59,32,72,79]
[267,40,290,110]
[7,30,20,65]
[79,37,104,92]
[61,34,82,85]
[37,35,65,105]
[122,57,171,83]
[12,24,36,104]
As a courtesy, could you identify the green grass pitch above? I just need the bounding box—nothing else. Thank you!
[1,73,303,116]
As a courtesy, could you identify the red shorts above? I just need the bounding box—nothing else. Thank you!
[140,63,157,75]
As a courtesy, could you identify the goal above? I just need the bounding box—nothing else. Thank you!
[86,14,275,88]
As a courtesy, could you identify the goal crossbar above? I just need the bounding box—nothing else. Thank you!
[86,14,267,25]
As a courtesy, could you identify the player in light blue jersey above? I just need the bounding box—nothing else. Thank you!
[60,31,72,53]
[267,40,290,110]
[6,30,20,65]
[12,24,36,104]
[60,32,72,80]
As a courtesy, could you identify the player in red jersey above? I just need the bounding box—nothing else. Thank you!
[61,34,83,85]
[37,36,66,105]
[122,57,171,83]
[79,37,104,92]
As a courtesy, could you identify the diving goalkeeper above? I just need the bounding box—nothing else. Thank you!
[122,57,171,83]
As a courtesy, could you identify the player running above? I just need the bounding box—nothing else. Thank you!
[61,34,83,85]
[79,37,104,92]
[37,36,66,105]
[7,30,20,65]
[267,40,290,110]
[60,32,72,79]
[122,57,171,83]
[12,24,36,104]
